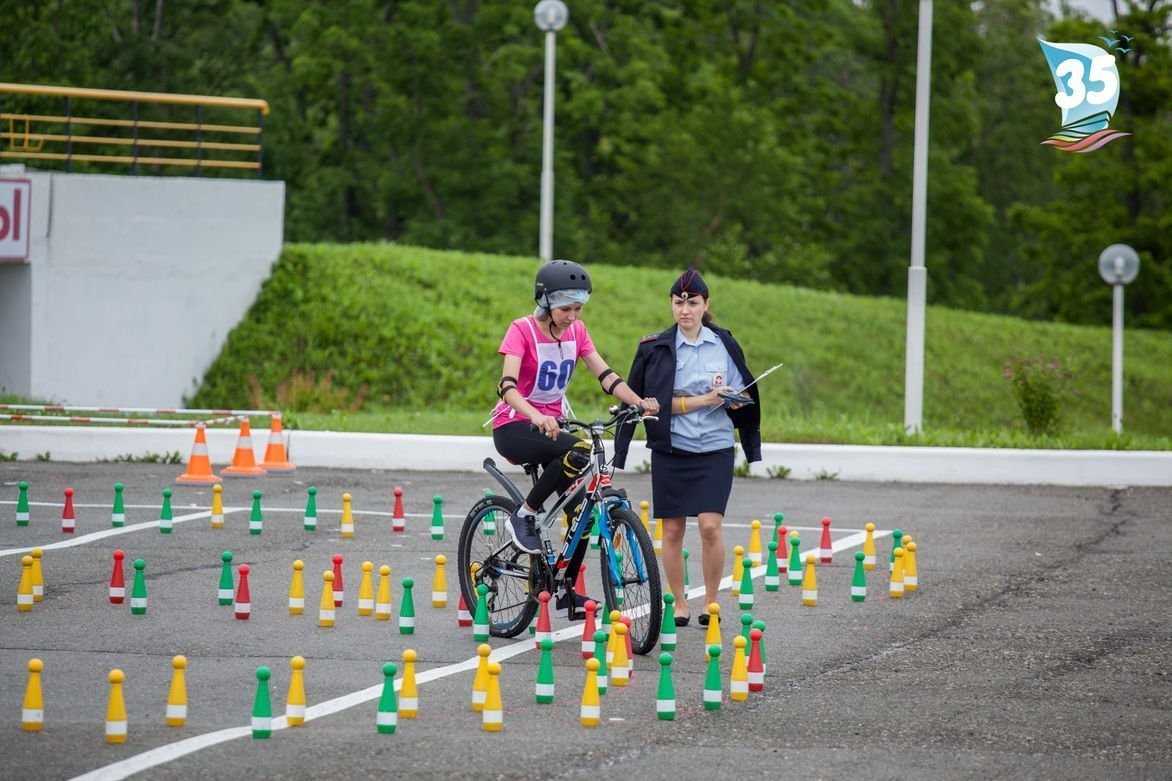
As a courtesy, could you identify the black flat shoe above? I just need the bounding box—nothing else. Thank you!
[555,589,594,621]
[673,614,691,627]
[697,613,710,627]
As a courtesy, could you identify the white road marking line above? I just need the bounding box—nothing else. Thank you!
[0,509,236,557]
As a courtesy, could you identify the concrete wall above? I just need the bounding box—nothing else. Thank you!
[0,168,284,406]
[0,171,48,397]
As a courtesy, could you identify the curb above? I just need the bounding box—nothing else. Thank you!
[2,425,1169,487]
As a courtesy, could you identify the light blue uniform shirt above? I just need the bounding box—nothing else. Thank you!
[671,326,744,454]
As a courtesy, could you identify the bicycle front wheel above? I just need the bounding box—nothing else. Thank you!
[600,505,662,655]
[457,495,537,638]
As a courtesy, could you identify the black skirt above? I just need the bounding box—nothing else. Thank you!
[650,447,735,518]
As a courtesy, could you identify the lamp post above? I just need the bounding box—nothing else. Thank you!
[535,0,568,262]
[1097,244,1140,433]
[904,0,933,434]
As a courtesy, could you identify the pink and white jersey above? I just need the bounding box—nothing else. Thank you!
[491,316,596,429]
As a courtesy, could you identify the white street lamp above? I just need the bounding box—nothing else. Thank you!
[1097,243,1140,433]
[535,0,568,262]
[904,0,933,434]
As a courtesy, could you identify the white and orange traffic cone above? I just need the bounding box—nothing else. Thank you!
[221,420,266,477]
[176,424,222,484]
[260,413,295,472]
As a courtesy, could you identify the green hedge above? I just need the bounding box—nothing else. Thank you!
[191,242,1172,444]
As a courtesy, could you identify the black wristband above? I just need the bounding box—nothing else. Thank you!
[604,376,624,395]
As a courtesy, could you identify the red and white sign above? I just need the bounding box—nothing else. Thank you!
[0,178,32,261]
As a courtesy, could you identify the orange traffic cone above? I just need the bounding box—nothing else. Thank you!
[176,424,222,484]
[260,413,296,472]
[221,419,267,477]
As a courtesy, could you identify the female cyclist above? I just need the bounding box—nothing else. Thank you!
[491,259,659,570]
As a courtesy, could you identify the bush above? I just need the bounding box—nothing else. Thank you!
[1003,355,1071,436]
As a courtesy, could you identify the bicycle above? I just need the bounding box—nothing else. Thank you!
[457,404,663,655]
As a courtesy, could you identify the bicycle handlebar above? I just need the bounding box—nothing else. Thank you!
[529,404,655,436]
[559,404,656,433]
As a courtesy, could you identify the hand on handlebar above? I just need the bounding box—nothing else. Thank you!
[530,414,562,439]
[637,396,660,415]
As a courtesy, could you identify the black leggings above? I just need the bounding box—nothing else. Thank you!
[492,421,580,510]
[492,421,593,595]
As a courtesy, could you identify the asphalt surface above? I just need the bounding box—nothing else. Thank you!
[0,462,1169,781]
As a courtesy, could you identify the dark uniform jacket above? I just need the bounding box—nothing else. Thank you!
[614,323,761,469]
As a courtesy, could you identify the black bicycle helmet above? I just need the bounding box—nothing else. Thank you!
[534,259,592,302]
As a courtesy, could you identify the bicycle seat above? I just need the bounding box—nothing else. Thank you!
[496,455,542,476]
[516,462,542,480]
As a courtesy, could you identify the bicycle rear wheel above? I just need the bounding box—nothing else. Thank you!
[600,505,662,655]
[457,495,537,638]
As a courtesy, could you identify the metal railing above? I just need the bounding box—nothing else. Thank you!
[0,83,269,176]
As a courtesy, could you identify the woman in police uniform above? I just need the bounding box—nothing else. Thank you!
[614,268,761,626]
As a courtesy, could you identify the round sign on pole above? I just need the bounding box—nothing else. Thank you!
[534,0,568,32]
[1097,244,1140,285]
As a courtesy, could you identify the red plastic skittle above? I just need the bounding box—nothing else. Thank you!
[581,600,598,659]
[456,591,473,628]
[332,554,345,607]
[61,487,76,533]
[819,517,834,564]
[109,550,126,604]
[574,563,587,597]
[535,591,553,649]
[777,524,789,575]
[747,627,765,692]
[392,487,406,533]
[235,564,252,619]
